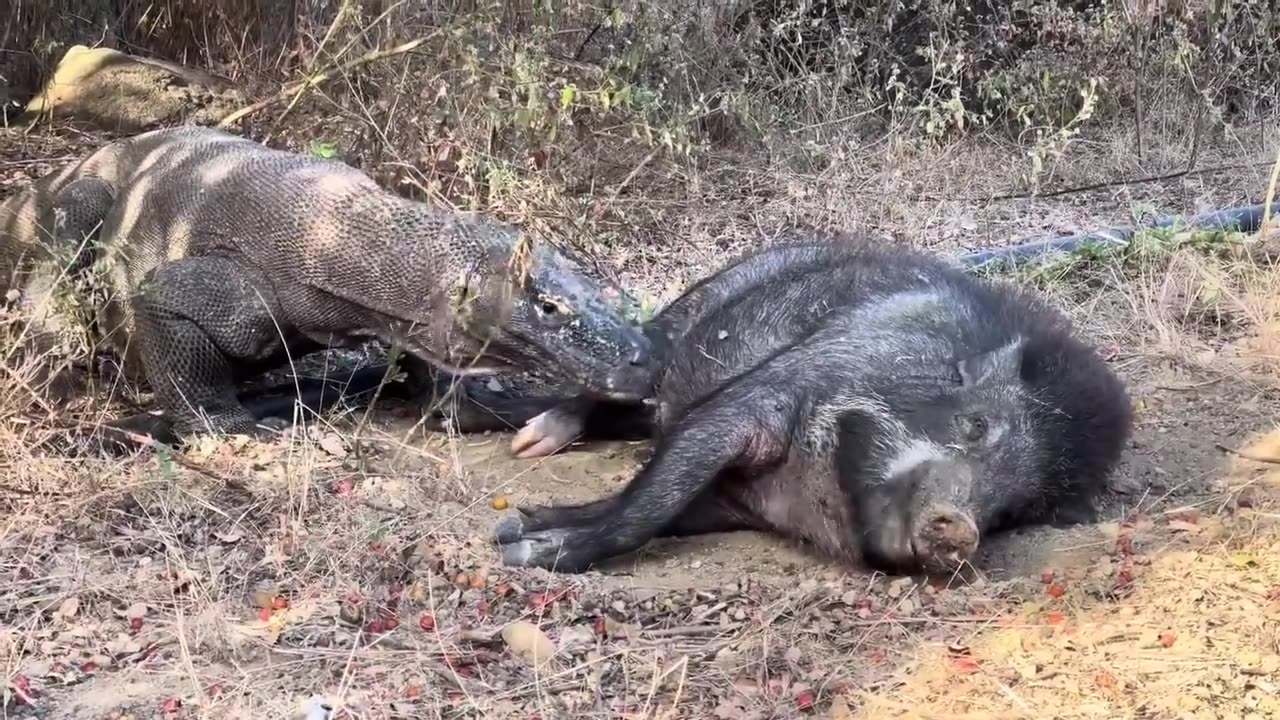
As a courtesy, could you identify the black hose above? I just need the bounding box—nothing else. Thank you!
[957,201,1280,269]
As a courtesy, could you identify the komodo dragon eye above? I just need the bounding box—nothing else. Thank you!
[533,296,573,325]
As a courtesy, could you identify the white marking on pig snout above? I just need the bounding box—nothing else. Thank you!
[884,438,948,479]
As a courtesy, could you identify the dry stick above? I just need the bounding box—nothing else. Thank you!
[216,35,437,128]
[964,160,1276,203]
[1214,442,1280,466]
[266,0,356,139]
[77,422,253,493]
[1261,131,1280,233]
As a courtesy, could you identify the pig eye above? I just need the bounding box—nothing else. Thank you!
[957,414,988,443]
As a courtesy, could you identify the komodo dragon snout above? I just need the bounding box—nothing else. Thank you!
[439,240,655,403]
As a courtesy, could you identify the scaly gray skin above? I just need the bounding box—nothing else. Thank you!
[0,126,653,439]
[479,237,1133,575]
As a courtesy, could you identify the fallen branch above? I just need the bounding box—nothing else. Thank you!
[217,35,438,128]
[1215,442,1280,466]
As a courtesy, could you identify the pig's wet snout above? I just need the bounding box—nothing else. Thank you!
[911,504,980,572]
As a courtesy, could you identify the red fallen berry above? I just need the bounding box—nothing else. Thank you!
[129,617,144,631]
[384,616,399,631]
[795,690,816,712]
[81,661,99,673]
[1040,569,1056,584]
[366,619,385,634]
[258,607,273,622]
[271,596,289,610]
[11,674,34,703]
[419,614,437,631]
[334,478,355,496]
[593,616,607,637]
[1046,583,1066,598]
[161,697,182,713]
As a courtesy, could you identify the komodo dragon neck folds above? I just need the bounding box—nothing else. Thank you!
[0,126,653,439]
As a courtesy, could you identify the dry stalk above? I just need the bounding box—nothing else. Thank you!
[217,34,440,128]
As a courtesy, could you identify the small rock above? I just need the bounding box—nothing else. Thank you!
[557,625,596,654]
[57,597,80,619]
[886,578,913,599]
[1235,486,1260,509]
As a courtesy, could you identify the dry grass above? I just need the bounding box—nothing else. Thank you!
[5,147,1280,717]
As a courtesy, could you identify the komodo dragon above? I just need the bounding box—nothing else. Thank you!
[0,126,654,440]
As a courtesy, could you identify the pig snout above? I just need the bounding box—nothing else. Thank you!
[859,454,982,574]
[909,504,980,573]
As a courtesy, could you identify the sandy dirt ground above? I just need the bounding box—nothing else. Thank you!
[5,119,1280,720]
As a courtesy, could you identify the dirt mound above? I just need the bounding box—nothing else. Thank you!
[19,45,246,133]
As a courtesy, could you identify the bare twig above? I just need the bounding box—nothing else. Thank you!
[267,0,356,137]
[1215,442,1280,466]
[967,161,1275,203]
[217,35,440,128]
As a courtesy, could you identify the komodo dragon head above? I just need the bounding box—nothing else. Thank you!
[426,224,655,403]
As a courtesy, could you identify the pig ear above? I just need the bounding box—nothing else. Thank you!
[957,338,1026,387]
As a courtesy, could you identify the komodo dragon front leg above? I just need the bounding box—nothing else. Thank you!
[128,256,303,437]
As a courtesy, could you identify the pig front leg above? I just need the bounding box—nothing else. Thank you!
[495,390,797,572]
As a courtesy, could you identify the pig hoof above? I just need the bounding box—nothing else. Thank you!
[497,529,572,570]
[500,539,535,567]
[510,410,584,459]
[494,513,525,544]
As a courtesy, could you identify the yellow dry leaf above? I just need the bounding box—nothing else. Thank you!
[1230,553,1259,568]
[985,631,1023,661]
[827,694,855,720]
[502,621,557,669]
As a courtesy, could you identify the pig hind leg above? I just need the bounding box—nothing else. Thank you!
[495,483,767,546]
[496,389,794,572]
